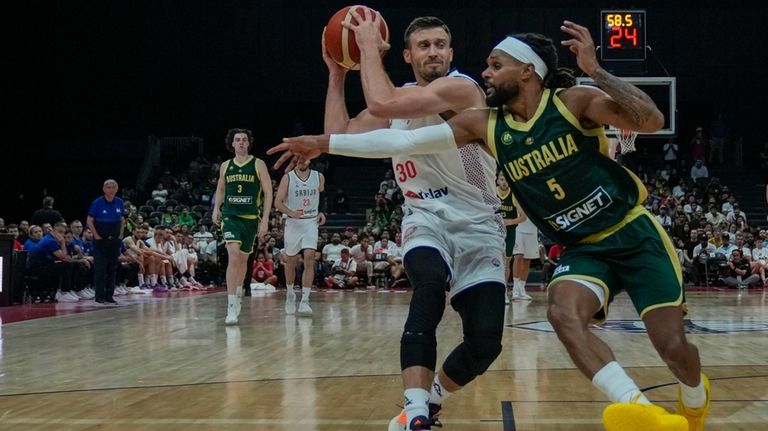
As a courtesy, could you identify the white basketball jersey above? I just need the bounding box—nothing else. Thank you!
[389,71,502,228]
[285,170,320,218]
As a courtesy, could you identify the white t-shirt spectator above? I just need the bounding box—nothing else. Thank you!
[672,185,686,199]
[152,187,168,203]
[349,244,373,266]
[690,165,709,181]
[715,243,737,256]
[193,230,214,251]
[322,243,345,264]
[726,210,747,223]
[705,211,725,226]
[752,246,768,262]
[374,240,399,256]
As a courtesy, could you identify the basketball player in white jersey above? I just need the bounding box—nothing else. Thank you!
[512,203,537,300]
[274,165,325,315]
[321,12,505,431]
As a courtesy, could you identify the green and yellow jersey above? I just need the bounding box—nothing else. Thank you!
[487,88,647,246]
[221,156,263,219]
[496,186,517,220]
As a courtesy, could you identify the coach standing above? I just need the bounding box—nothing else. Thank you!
[87,179,125,304]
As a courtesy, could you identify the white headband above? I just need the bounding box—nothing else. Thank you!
[494,37,548,80]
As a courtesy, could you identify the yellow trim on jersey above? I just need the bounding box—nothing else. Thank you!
[579,205,645,244]
[502,88,550,132]
[232,155,254,168]
[552,90,610,156]
[623,167,648,205]
[496,186,511,200]
[548,275,611,323]
[486,109,499,161]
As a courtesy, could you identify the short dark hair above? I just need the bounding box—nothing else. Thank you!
[224,128,254,153]
[404,16,451,48]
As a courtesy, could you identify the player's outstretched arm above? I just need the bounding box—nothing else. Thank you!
[560,20,664,133]
[268,109,490,171]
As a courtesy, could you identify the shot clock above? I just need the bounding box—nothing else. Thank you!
[600,10,646,61]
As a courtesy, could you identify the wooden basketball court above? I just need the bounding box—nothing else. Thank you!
[0,288,766,430]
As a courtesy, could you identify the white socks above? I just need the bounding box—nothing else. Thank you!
[679,376,706,408]
[301,287,311,302]
[138,273,145,285]
[227,294,238,310]
[404,388,430,426]
[592,361,650,404]
[160,275,168,286]
[429,374,451,406]
[286,285,296,299]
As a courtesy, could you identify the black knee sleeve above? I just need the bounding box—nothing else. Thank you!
[400,247,450,370]
[442,282,505,386]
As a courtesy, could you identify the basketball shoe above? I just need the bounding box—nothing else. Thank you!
[298,300,312,315]
[675,374,711,431]
[285,288,296,315]
[388,403,442,431]
[603,400,688,431]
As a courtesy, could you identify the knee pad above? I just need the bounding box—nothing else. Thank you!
[442,332,502,386]
[400,329,437,371]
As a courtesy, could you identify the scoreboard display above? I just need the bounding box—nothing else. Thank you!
[600,10,646,61]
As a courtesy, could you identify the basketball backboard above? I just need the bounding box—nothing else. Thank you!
[575,76,676,137]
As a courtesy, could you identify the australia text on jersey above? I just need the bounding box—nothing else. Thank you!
[500,132,578,181]
[226,173,255,183]
[404,186,449,200]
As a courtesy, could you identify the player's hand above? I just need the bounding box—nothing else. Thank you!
[267,135,329,172]
[560,20,599,76]
[317,212,326,226]
[343,7,390,56]
[322,27,347,76]
[257,220,268,242]
[212,209,221,226]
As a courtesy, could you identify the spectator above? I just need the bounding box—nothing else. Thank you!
[721,249,759,288]
[690,160,709,185]
[151,183,168,204]
[689,126,707,162]
[715,233,736,257]
[177,208,196,229]
[704,206,725,227]
[321,233,345,267]
[349,236,373,285]
[160,205,176,227]
[6,224,22,251]
[541,243,564,288]
[654,205,673,232]
[662,138,679,166]
[751,238,768,285]
[251,252,277,289]
[193,225,215,260]
[324,248,358,289]
[18,220,30,244]
[31,196,64,227]
[725,203,746,224]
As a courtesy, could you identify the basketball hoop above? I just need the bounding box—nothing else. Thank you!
[616,128,638,154]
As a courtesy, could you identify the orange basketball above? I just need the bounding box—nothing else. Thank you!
[324,5,389,70]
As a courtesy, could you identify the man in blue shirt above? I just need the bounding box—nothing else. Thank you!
[26,221,79,302]
[87,179,126,305]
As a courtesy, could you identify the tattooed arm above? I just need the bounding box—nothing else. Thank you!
[561,20,664,132]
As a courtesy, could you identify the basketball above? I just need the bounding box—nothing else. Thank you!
[324,5,389,70]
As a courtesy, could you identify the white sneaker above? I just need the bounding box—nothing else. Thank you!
[85,287,96,297]
[298,301,312,315]
[264,283,276,291]
[114,287,124,296]
[505,290,511,304]
[56,291,79,303]
[285,289,296,315]
[76,290,89,299]
[130,286,143,294]
[517,286,533,300]
[225,311,238,325]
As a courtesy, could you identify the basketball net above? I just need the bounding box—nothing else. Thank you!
[616,128,638,154]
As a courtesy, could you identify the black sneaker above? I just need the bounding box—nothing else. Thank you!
[95,299,108,306]
[105,298,118,305]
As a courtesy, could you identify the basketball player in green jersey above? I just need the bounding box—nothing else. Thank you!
[270,21,710,431]
[213,128,273,325]
[496,172,526,303]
